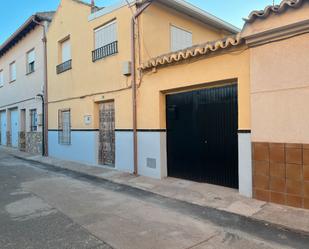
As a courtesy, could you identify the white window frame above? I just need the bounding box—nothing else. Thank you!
[61,38,71,63]
[94,20,117,50]
[9,61,16,82]
[170,25,193,52]
[0,70,3,87]
[26,49,35,74]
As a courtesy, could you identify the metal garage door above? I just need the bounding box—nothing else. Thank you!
[166,84,239,189]
[0,111,6,146]
[10,109,19,148]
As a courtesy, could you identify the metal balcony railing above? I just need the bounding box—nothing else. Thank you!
[92,41,118,62]
[56,59,72,74]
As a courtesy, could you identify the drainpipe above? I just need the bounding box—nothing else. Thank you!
[131,0,154,175]
[32,17,48,157]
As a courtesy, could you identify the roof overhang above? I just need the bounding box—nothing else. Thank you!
[0,12,54,58]
[153,0,240,34]
[89,0,240,34]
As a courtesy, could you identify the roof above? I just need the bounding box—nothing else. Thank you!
[141,33,243,70]
[0,12,55,58]
[244,0,307,24]
[89,0,240,33]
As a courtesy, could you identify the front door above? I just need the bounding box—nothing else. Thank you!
[10,109,19,148]
[99,101,115,167]
[0,111,6,146]
[166,84,239,189]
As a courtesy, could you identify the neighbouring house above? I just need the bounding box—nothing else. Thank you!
[242,0,309,209]
[0,12,54,154]
[46,0,240,177]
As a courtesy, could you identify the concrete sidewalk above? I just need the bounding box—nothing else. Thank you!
[3,146,309,236]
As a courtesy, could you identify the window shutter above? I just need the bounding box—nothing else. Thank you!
[171,26,192,52]
[95,21,117,49]
[27,50,35,64]
[62,39,71,63]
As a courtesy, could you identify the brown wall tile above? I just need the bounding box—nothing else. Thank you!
[254,189,270,202]
[253,143,269,162]
[286,164,302,181]
[270,192,285,205]
[286,147,303,165]
[269,144,285,163]
[303,149,309,165]
[270,163,285,178]
[286,180,303,195]
[286,194,303,208]
[304,165,309,181]
[254,174,269,190]
[303,144,309,150]
[304,182,309,198]
[304,198,309,209]
[254,161,269,176]
[270,177,286,192]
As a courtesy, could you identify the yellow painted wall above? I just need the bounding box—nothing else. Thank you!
[138,47,250,130]
[140,2,230,61]
[47,0,134,129]
[47,0,244,131]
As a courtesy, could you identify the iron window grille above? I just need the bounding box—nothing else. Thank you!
[30,109,38,132]
[56,59,72,74]
[92,41,118,62]
[58,109,71,145]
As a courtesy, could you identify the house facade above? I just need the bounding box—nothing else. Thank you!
[0,12,54,154]
[46,0,242,179]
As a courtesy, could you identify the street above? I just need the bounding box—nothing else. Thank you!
[0,150,307,249]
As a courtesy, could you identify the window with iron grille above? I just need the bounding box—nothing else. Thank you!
[58,109,71,145]
[92,20,118,62]
[26,49,35,74]
[57,38,72,74]
[30,109,38,132]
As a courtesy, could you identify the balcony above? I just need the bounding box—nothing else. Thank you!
[92,41,118,62]
[56,59,72,74]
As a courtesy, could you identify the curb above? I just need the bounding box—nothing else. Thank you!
[12,154,309,248]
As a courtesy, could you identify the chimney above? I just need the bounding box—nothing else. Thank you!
[91,0,97,13]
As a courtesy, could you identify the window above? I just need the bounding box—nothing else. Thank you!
[170,25,192,52]
[9,61,16,82]
[92,21,118,62]
[57,38,72,74]
[61,39,71,63]
[95,21,117,49]
[0,70,3,87]
[27,49,35,74]
[58,109,71,145]
[30,109,38,132]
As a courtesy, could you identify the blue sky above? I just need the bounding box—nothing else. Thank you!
[0,0,281,45]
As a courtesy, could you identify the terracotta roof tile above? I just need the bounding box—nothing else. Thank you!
[244,0,306,24]
[141,34,243,70]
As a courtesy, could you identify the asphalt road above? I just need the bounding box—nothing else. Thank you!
[0,150,308,249]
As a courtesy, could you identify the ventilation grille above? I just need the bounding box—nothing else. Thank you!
[147,158,156,169]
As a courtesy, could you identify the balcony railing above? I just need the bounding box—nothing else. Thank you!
[56,59,72,74]
[92,41,118,62]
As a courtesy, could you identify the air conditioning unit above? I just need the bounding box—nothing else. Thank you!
[122,61,132,76]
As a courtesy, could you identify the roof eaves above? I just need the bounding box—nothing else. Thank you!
[141,33,243,70]
[244,0,306,24]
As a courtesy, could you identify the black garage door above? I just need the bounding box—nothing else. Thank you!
[166,84,238,189]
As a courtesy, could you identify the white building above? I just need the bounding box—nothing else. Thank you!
[0,12,54,154]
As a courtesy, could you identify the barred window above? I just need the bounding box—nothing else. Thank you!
[30,109,38,132]
[58,109,71,145]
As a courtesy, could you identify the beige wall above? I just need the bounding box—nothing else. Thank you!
[250,32,309,143]
[139,47,250,130]
[47,0,231,130]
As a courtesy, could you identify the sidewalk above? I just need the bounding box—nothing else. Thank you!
[3,146,309,235]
